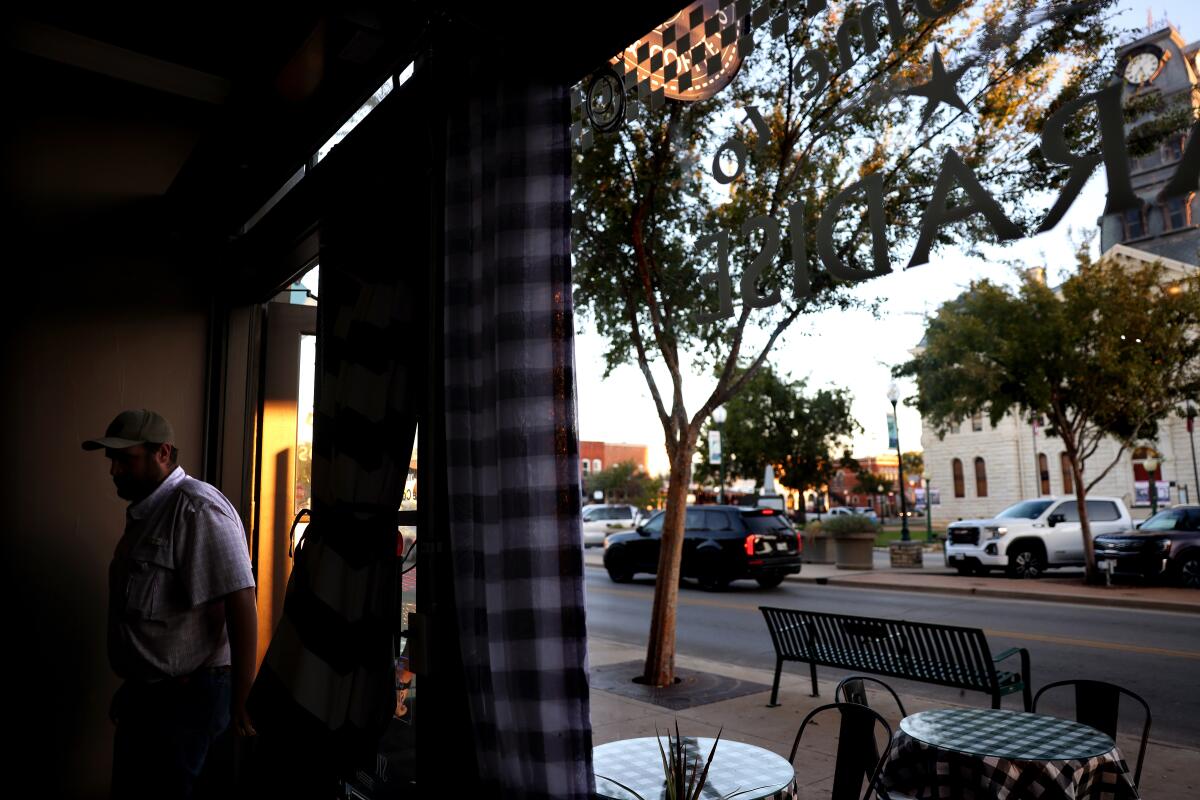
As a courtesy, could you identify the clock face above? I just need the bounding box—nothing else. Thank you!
[1124,51,1162,84]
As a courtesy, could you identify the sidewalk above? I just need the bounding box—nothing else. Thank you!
[583,549,1200,614]
[588,635,1199,799]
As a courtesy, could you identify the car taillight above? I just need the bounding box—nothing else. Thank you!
[744,534,757,556]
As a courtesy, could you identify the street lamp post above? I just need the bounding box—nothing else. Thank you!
[1144,454,1161,516]
[923,473,933,542]
[888,383,911,542]
[712,406,727,505]
[1188,402,1199,503]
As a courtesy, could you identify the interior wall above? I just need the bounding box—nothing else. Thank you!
[1,252,213,798]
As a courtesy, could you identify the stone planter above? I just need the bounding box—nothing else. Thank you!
[803,530,834,564]
[889,539,924,567]
[834,532,876,570]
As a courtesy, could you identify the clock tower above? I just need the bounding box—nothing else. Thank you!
[1099,19,1200,265]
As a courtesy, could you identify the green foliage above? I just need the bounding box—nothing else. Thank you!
[856,471,894,496]
[586,461,663,509]
[597,722,764,800]
[820,514,881,535]
[902,451,924,479]
[694,366,860,492]
[896,252,1200,577]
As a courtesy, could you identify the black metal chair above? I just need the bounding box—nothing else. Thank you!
[789,702,897,800]
[835,676,908,722]
[1033,679,1152,789]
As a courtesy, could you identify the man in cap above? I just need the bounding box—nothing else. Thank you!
[84,409,257,798]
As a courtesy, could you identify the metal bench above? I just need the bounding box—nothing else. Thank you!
[759,607,1031,710]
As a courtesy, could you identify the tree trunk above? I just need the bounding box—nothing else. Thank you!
[1068,454,1098,583]
[642,439,696,687]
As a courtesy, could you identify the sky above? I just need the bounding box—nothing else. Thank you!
[573,0,1200,477]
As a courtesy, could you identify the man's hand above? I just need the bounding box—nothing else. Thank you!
[224,586,259,737]
[232,700,257,737]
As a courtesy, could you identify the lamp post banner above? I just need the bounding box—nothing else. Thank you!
[709,430,722,464]
[887,413,899,450]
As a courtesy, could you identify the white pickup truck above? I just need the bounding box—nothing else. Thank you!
[944,496,1132,578]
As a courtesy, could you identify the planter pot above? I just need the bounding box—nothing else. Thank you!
[834,532,876,570]
[802,530,834,564]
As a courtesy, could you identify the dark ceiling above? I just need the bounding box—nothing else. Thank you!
[6,3,681,264]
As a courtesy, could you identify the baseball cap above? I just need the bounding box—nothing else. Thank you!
[82,409,176,451]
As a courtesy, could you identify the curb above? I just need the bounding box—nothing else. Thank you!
[582,553,1198,615]
[784,572,1200,615]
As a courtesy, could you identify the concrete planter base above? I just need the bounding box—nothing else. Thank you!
[889,540,925,567]
[803,532,834,564]
[834,532,876,569]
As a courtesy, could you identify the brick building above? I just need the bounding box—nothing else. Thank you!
[579,440,650,479]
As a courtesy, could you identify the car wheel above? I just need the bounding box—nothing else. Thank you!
[698,570,729,592]
[1007,546,1044,579]
[954,564,974,577]
[755,574,786,589]
[1175,552,1200,589]
[605,557,634,583]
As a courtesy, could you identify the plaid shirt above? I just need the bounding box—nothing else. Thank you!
[108,467,255,681]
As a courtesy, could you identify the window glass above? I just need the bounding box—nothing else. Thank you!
[1123,208,1146,239]
[1057,501,1080,522]
[615,507,634,520]
[1061,453,1074,494]
[996,499,1055,519]
[974,457,988,498]
[971,412,983,432]
[582,507,599,521]
[641,512,665,534]
[1165,196,1188,230]
[744,514,789,533]
[685,508,707,529]
[1141,509,1184,531]
[1038,453,1050,495]
[1086,500,1121,522]
[952,459,965,498]
[705,510,734,530]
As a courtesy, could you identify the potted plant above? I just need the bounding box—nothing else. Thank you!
[597,722,764,800]
[802,520,834,564]
[823,514,878,570]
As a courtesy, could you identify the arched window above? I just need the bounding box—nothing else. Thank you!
[1060,453,1073,495]
[581,459,590,476]
[974,457,988,498]
[1038,453,1050,496]
[952,459,965,498]
[592,459,602,473]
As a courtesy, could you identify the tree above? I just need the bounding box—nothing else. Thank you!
[895,253,1200,581]
[572,0,1118,684]
[694,366,859,495]
[586,461,663,510]
[902,451,924,481]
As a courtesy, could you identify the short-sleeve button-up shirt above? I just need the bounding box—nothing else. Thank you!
[108,467,256,681]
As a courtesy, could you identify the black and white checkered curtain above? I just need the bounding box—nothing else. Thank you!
[247,199,419,790]
[444,77,593,799]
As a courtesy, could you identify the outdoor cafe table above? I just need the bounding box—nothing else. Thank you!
[881,708,1139,799]
[594,737,796,800]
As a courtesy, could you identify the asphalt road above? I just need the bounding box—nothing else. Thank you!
[584,565,1200,749]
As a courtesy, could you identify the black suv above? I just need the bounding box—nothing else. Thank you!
[1093,505,1200,588]
[602,505,801,590]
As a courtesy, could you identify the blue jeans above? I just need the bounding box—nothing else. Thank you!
[111,668,232,800]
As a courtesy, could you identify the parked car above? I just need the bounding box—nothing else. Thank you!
[1093,506,1200,588]
[602,505,801,590]
[581,504,640,547]
[944,496,1132,578]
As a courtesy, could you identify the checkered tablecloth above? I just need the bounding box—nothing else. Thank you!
[882,709,1139,799]
[594,737,796,800]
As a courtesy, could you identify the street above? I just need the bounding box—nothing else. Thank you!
[584,564,1200,748]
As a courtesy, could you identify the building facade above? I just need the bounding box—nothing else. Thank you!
[1098,20,1200,264]
[920,20,1200,525]
[579,440,650,478]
